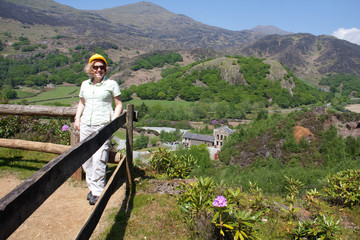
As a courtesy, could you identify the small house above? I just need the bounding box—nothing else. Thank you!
[182,132,214,147]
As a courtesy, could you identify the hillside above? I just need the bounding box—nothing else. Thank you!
[0,0,264,52]
[240,33,360,84]
[221,111,360,167]
[0,0,360,86]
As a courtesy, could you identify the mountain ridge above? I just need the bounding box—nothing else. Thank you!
[240,33,360,82]
[0,0,359,85]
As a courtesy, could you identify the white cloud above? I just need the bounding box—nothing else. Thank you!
[332,27,360,45]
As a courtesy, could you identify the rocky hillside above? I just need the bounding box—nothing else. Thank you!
[1,0,360,85]
[227,112,360,167]
[240,33,360,84]
[0,0,266,52]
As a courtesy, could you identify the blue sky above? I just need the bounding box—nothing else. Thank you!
[54,0,360,45]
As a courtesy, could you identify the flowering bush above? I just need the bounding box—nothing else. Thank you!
[211,119,218,125]
[59,124,71,145]
[0,115,34,138]
[213,196,227,207]
[62,124,69,131]
[0,115,71,145]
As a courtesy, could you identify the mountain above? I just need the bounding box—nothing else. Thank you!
[0,0,360,85]
[0,0,266,52]
[240,33,360,83]
[251,25,292,36]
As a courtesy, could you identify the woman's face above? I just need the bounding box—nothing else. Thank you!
[92,60,106,79]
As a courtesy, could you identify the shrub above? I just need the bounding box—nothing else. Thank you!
[149,148,196,179]
[21,45,36,52]
[292,214,341,240]
[0,115,70,145]
[133,132,149,150]
[323,169,360,207]
[159,129,181,143]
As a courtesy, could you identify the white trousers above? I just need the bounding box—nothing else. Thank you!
[80,123,111,196]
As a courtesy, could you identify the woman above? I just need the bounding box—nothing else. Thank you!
[74,53,123,205]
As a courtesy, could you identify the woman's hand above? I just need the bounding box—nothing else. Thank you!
[74,118,81,131]
[74,98,85,131]
[113,95,123,119]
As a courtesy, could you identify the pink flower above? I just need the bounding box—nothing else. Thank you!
[213,196,227,207]
[211,119,218,125]
[62,124,69,131]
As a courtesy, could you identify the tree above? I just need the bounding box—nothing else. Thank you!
[137,102,149,119]
[1,85,17,99]
[134,133,149,150]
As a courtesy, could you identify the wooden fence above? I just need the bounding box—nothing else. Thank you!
[0,104,137,239]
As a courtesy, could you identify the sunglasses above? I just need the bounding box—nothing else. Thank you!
[92,65,105,70]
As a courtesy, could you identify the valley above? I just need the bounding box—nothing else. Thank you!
[1,1,360,239]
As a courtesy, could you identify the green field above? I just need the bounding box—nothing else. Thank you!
[11,87,195,109]
[12,86,80,106]
[126,98,195,108]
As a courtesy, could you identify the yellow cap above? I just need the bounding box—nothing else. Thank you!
[88,54,107,66]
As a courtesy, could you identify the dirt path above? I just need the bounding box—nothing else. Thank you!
[0,173,126,240]
[345,104,360,113]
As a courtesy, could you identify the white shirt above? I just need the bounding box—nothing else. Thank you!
[79,77,121,125]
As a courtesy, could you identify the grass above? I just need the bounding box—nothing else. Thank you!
[126,99,195,109]
[11,87,196,109]
[206,158,360,196]
[11,86,80,106]
[113,129,142,140]
[0,148,57,179]
[298,77,321,87]
[97,180,191,240]
[15,87,41,98]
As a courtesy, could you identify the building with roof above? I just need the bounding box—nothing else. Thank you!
[182,132,214,147]
[182,126,234,148]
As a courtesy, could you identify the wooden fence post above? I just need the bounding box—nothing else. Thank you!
[70,102,82,181]
[125,104,134,190]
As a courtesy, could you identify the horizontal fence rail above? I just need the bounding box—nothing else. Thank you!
[0,138,122,163]
[0,104,133,118]
[0,104,136,240]
[0,104,77,117]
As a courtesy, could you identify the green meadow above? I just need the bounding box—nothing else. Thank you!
[12,86,80,106]
[126,98,195,108]
[11,86,195,109]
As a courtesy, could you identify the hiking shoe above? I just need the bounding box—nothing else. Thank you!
[89,195,99,205]
[87,191,93,201]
